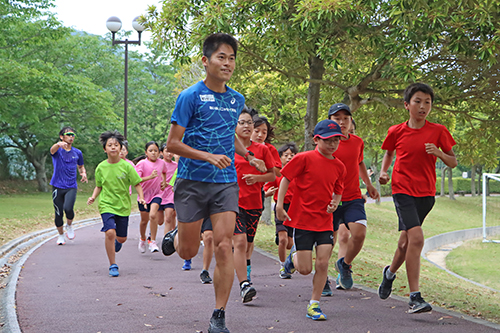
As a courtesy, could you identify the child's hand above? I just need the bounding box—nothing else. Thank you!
[327,200,338,213]
[242,174,257,186]
[138,198,147,206]
[265,186,278,197]
[150,169,158,178]
[425,143,441,157]
[276,206,291,222]
[87,197,95,205]
[379,171,390,185]
[160,181,167,191]
[249,158,266,173]
[366,184,380,200]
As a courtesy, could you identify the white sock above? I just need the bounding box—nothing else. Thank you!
[309,300,319,306]
[386,268,396,280]
[280,261,285,268]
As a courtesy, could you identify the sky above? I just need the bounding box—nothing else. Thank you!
[51,0,162,53]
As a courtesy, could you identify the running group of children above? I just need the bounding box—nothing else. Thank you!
[52,32,457,333]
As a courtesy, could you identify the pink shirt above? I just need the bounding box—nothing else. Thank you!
[125,159,136,195]
[135,158,166,204]
[161,160,178,204]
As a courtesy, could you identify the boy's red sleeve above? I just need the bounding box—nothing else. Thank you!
[438,126,456,152]
[280,153,303,181]
[264,179,277,191]
[381,126,396,151]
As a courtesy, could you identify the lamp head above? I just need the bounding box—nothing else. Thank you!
[106,16,122,33]
[132,16,145,32]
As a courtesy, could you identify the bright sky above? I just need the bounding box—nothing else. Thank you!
[51,0,162,53]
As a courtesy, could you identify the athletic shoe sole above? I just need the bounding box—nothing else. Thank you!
[241,287,256,303]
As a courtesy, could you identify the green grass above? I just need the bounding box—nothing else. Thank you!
[447,239,500,291]
[254,196,500,325]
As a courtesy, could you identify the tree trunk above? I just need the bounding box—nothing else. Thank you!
[447,167,455,200]
[303,55,325,151]
[471,165,476,196]
[24,144,49,192]
[261,196,273,225]
[440,166,446,196]
[0,147,10,180]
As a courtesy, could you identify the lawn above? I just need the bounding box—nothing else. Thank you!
[1,183,500,324]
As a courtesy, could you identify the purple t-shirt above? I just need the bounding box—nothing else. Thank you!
[50,147,84,189]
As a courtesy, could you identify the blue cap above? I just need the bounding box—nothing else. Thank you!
[314,120,346,139]
[328,103,352,117]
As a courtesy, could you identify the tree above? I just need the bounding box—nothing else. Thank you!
[144,0,500,152]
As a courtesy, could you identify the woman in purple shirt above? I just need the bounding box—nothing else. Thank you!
[50,126,87,245]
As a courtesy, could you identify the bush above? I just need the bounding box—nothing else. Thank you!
[435,177,500,194]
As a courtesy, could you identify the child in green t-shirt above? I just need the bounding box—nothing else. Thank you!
[88,131,146,277]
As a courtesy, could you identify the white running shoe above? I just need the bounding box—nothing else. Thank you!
[56,234,66,245]
[138,239,146,253]
[66,224,75,240]
[149,240,159,253]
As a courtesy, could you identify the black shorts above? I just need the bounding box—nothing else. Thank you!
[159,203,175,211]
[393,194,435,231]
[234,207,263,243]
[201,217,213,233]
[138,197,162,212]
[274,203,293,237]
[293,228,334,251]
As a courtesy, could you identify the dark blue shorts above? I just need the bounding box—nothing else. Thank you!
[100,213,129,238]
[138,197,162,212]
[333,198,367,229]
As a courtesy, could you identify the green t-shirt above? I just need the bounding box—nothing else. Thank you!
[95,159,142,216]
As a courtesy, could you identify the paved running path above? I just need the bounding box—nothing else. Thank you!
[15,215,499,333]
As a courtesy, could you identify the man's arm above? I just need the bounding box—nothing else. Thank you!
[78,165,88,183]
[50,142,66,155]
[166,123,232,170]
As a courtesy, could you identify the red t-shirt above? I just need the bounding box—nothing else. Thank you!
[381,121,456,197]
[264,142,282,169]
[333,134,364,201]
[281,148,346,232]
[264,175,295,203]
[235,141,275,210]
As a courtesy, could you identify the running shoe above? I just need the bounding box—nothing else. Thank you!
[182,259,192,270]
[306,302,327,320]
[279,267,291,279]
[284,245,296,275]
[56,234,65,245]
[138,239,146,253]
[208,307,229,333]
[335,257,353,290]
[247,265,252,282]
[109,264,119,277]
[240,281,257,303]
[335,274,344,290]
[115,239,122,253]
[200,270,213,284]
[378,265,396,300]
[322,279,333,297]
[408,292,432,314]
[162,227,177,256]
[65,224,75,240]
[149,240,159,253]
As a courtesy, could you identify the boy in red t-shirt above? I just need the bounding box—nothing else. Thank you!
[263,142,299,279]
[327,103,380,293]
[378,83,457,314]
[277,119,346,321]
[234,110,275,303]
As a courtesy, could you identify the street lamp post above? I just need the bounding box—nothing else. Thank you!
[106,16,145,139]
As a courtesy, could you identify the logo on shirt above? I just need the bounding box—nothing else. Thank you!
[231,98,236,104]
[200,94,215,102]
[117,172,126,180]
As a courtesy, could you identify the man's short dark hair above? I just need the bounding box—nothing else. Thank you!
[404,83,434,103]
[278,142,299,156]
[99,130,125,149]
[59,126,75,137]
[203,33,238,59]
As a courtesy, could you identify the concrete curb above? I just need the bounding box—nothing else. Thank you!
[422,226,500,293]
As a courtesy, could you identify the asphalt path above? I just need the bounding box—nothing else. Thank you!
[11,215,500,332]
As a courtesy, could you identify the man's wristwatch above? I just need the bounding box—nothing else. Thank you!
[244,150,254,161]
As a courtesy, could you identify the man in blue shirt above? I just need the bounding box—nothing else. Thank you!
[50,126,87,245]
[162,33,265,333]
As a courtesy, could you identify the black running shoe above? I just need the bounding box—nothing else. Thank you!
[161,227,177,256]
[240,281,256,303]
[408,292,432,314]
[208,307,230,333]
[378,265,396,300]
[200,270,213,284]
[322,279,333,297]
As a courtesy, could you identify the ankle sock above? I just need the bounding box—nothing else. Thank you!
[386,268,396,280]
[309,300,319,306]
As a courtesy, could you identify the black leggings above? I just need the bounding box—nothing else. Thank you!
[52,187,77,228]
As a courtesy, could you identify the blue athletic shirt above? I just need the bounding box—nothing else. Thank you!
[50,147,84,189]
[170,81,245,183]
